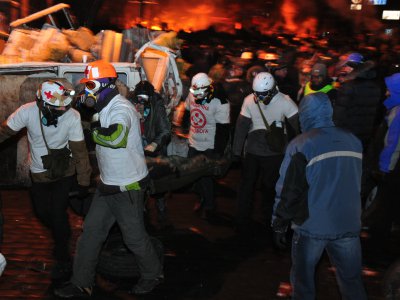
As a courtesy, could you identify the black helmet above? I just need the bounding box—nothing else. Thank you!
[133,80,155,104]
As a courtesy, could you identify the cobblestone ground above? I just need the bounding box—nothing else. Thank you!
[0,168,395,299]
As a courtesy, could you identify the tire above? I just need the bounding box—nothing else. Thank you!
[383,259,400,300]
[96,228,164,279]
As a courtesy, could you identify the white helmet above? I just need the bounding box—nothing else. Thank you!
[252,72,275,92]
[37,80,75,107]
[252,72,278,104]
[190,73,212,100]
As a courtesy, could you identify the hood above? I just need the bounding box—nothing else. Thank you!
[299,92,334,132]
[384,73,400,110]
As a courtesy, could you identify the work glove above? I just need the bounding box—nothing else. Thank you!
[77,185,90,200]
[272,218,290,250]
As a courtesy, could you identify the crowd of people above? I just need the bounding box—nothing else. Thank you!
[0,28,398,299]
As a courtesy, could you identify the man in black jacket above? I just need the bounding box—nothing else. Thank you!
[129,80,171,227]
[333,53,382,151]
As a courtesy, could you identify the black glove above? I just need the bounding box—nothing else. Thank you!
[272,218,290,250]
[77,185,90,199]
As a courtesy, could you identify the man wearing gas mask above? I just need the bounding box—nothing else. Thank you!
[232,72,299,238]
[182,72,230,223]
[0,79,92,281]
[55,61,163,298]
[130,80,171,156]
[129,80,171,228]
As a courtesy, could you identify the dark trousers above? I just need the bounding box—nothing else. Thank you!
[188,147,216,210]
[369,172,400,246]
[72,189,162,287]
[30,176,73,262]
[236,153,284,227]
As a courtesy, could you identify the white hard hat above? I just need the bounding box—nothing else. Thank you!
[190,73,212,100]
[252,72,275,93]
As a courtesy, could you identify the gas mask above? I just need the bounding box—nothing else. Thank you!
[253,85,278,105]
[190,73,214,105]
[39,102,69,127]
[133,94,150,119]
[80,78,116,110]
[191,85,214,105]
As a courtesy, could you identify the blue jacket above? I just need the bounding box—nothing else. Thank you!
[379,73,400,173]
[273,92,363,238]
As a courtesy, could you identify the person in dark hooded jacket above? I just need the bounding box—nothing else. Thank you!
[272,92,367,300]
[129,80,171,157]
[129,80,171,228]
[333,53,382,151]
[368,73,400,248]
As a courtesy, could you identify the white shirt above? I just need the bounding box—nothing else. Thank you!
[185,93,230,151]
[240,92,298,132]
[96,94,148,186]
[7,102,84,174]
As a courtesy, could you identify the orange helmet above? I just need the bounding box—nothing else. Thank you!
[80,60,117,83]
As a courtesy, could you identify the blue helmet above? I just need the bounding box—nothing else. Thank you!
[346,53,364,67]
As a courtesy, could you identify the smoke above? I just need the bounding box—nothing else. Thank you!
[146,0,241,32]
[278,0,383,34]
[158,1,225,32]
[97,0,384,35]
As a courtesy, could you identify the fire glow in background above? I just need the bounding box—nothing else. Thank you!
[92,0,385,34]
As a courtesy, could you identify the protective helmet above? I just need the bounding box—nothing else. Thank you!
[253,72,275,92]
[252,72,278,104]
[346,52,364,68]
[79,60,118,110]
[190,73,213,101]
[80,60,117,84]
[133,80,155,104]
[37,80,75,127]
[37,80,75,107]
[347,52,364,64]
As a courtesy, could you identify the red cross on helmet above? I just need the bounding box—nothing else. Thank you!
[36,80,75,107]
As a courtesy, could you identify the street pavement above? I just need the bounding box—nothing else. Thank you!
[0,167,395,299]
